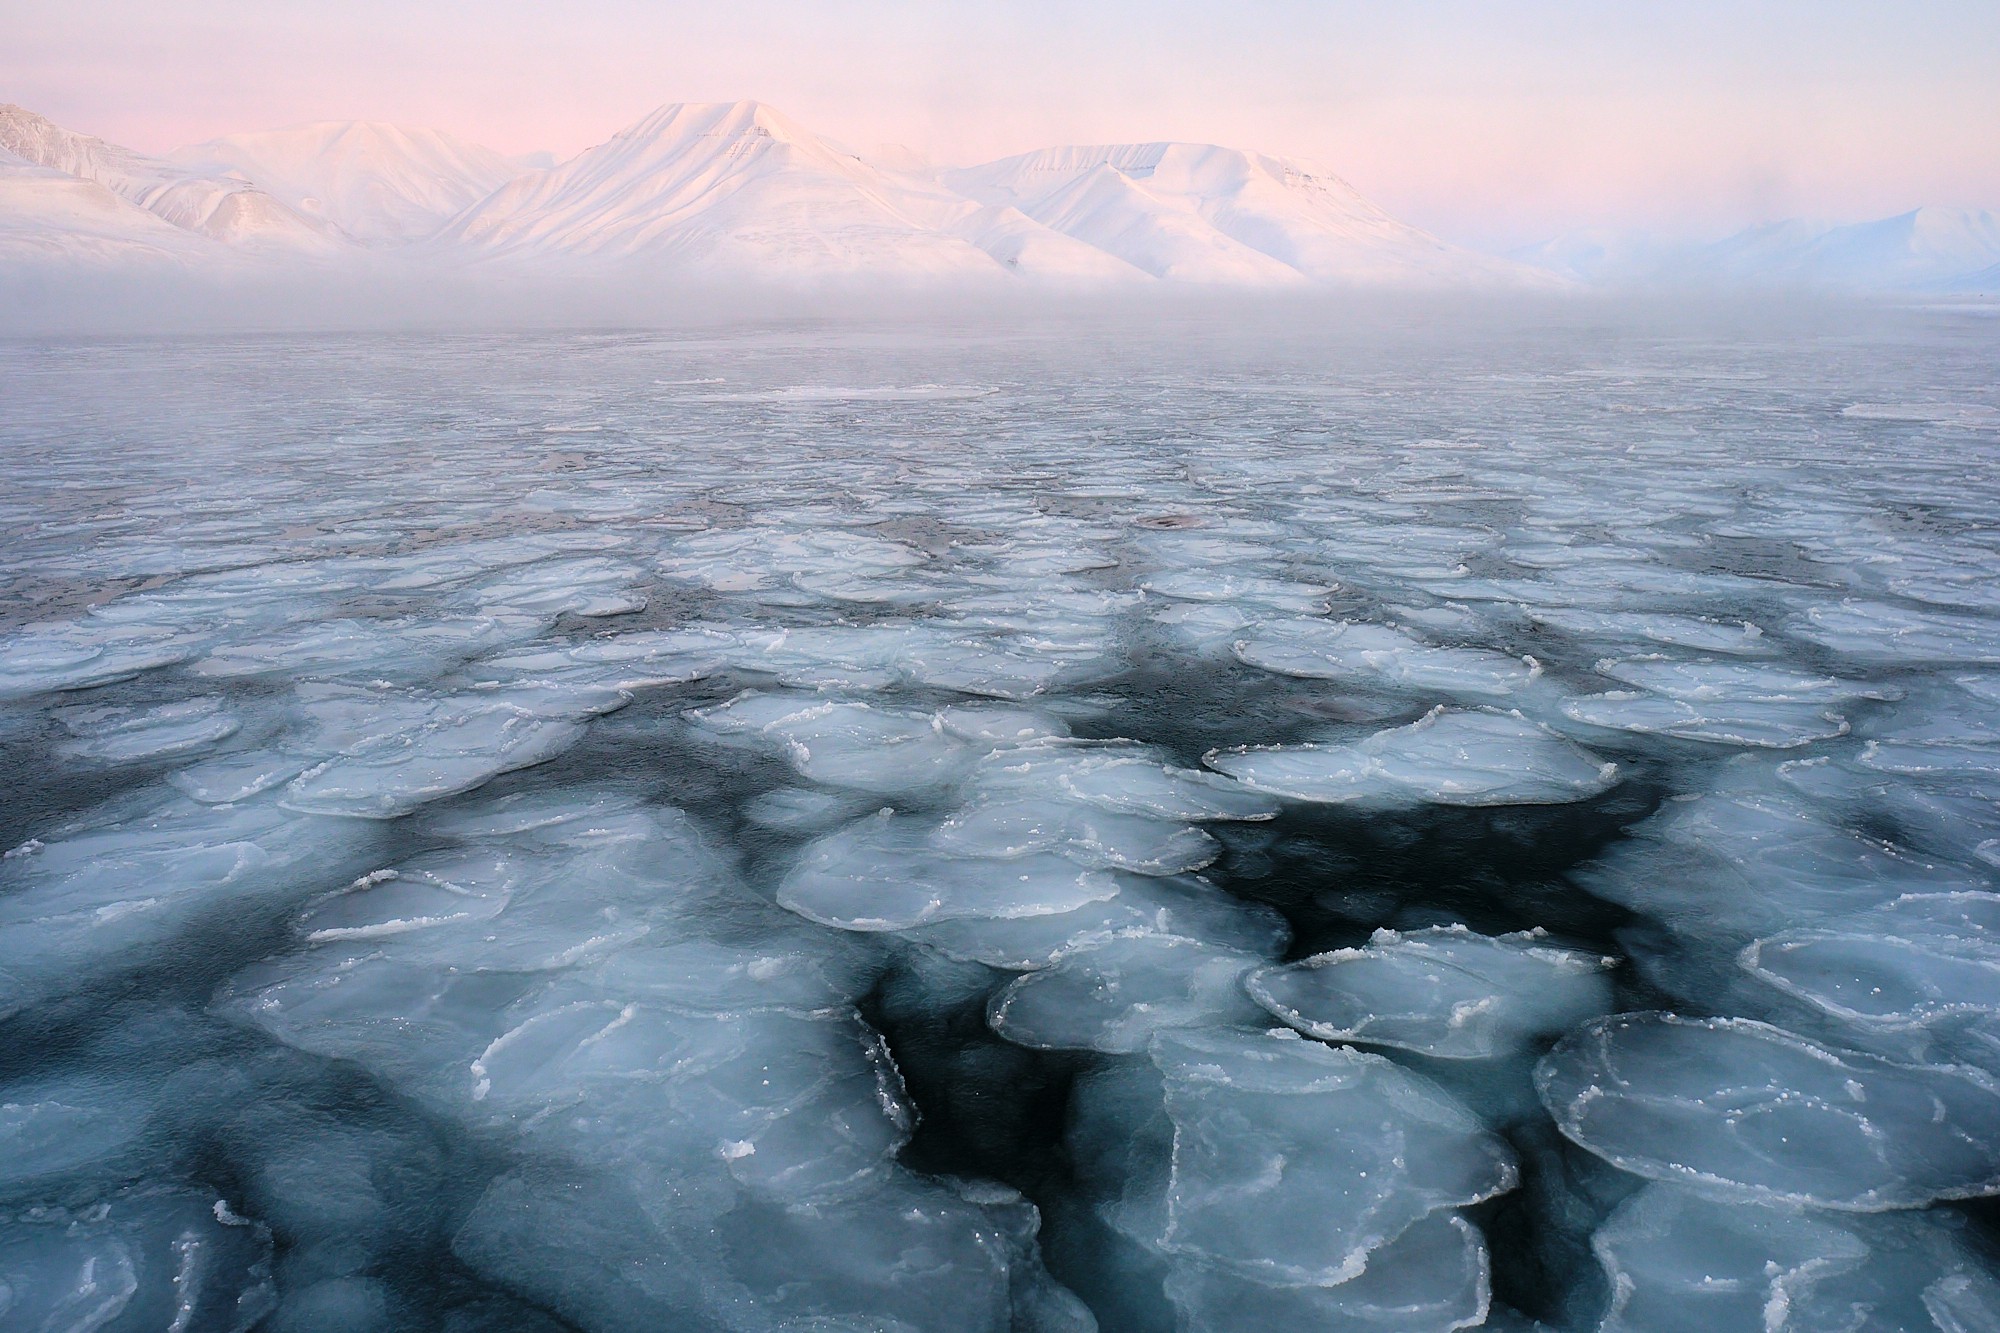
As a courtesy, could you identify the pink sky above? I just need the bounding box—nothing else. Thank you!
[7,0,1997,248]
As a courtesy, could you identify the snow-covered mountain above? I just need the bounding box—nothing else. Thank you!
[1515,208,2000,293]
[947,143,1544,287]
[0,103,333,251]
[0,143,222,267]
[1,98,1992,300]
[1737,208,2000,291]
[173,121,526,245]
[436,100,1133,281]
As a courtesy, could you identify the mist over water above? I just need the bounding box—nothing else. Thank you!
[2,305,1998,1331]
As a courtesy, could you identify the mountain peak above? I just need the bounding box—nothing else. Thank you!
[616,100,809,148]
[173,119,523,244]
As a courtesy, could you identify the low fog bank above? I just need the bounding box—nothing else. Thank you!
[4,255,1994,343]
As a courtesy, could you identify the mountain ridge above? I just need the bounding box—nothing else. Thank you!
[0,99,1992,295]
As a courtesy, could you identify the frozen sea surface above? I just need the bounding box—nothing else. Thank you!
[1,307,1999,1331]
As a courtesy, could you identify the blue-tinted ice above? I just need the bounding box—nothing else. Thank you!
[2,313,1998,1331]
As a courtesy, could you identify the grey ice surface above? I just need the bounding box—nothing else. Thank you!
[2,308,1999,1331]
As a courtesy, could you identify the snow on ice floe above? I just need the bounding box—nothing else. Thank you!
[1246,925,1616,1060]
[1207,707,1617,807]
[1536,1012,2000,1210]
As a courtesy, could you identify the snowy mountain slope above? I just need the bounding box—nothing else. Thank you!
[6,97,1988,296]
[0,104,335,251]
[948,143,1549,286]
[1504,229,1677,287]
[1516,209,2000,292]
[0,143,223,266]
[970,157,1305,284]
[173,122,526,245]
[438,101,1023,278]
[1946,259,2000,295]
[943,200,1150,281]
[1757,208,2000,289]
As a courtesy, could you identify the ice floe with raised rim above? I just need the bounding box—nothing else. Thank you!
[986,933,1274,1052]
[1207,707,1617,807]
[1143,1028,1516,1285]
[1233,619,1543,697]
[0,622,189,697]
[56,695,240,762]
[280,684,619,818]
[1573,774,1987,943]
[1560,691,1851,748]
[909,871,1289,970]
[778,810,1120,932]
[1246,925,1617,1060]
[1796,599,2000,664]
[1526,607,1768,655]
[1161,1210,1492,1333]
[1591,1182,2000,1333]
[1740,891,2000,1032]
[0,793,374,1004]
[1536,1012,2000,1209]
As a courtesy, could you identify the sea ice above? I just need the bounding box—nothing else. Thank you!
[1740,891,2000,1030]
[1207,707,1617,806]
[1246,925,1617,1059]
[56,695,240,762]
[778,811,1120,931]
[986,933,1273,1052]
[1146,1029,1515,1283]
[1560,690,1850,748]
[1537,1012,2000,1209]
[0,1187,276,1333]
[1591,1183,2000,1333]
[1233,619,1542,697]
